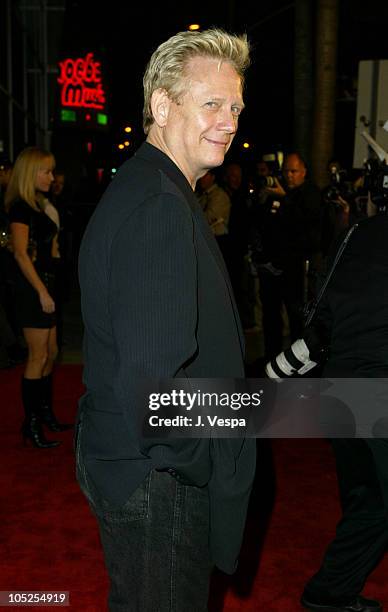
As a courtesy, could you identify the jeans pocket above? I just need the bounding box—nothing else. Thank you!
[97,471,152,524]
[75,405,151,523]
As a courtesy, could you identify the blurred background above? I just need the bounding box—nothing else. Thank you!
[2,0,388,364]
[2,0,388,198]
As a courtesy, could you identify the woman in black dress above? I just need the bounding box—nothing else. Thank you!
[6,147,72,448]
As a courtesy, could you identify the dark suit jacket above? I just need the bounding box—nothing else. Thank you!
[78,142,256,573]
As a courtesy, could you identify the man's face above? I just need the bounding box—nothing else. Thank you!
[256,162,269,177]
[52,174,65,197]
[283,155,306,189]
[163,57,244,183]
[225,164,242,191]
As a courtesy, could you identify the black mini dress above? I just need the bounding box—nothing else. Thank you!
[9,199,57,329]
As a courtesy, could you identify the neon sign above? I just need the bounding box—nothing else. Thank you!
[58,52,106,110]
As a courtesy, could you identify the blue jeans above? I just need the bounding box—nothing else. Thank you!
[76,439,211,611]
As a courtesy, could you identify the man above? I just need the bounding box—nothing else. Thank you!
[252,152,321,358]
[197,168,232,277]
[198,169,231,236]
[321,160,364,257]
[223,162,257,331]
[266,207,388,612]
[77,29,256,611]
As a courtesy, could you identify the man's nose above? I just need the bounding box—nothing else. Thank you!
[219,109,238,133]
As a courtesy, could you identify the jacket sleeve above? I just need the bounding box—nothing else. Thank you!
[108,192,198,435]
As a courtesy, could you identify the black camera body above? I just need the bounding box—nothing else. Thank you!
[323,166,351,207]
[256,175,278,189]
[254,150,284,192]
[363,157,388,213]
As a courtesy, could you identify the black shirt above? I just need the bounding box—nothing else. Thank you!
[8,199,57,272]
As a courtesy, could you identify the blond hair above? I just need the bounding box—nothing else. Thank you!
[5,146,55,212]
[143,28,250,134]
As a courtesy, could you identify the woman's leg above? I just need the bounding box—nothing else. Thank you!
[43,326,58,376]
[21,327,59,448]
[23,327,50,379]
[41,326,72,431]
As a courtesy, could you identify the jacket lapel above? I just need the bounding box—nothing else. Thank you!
[136,143,245,352]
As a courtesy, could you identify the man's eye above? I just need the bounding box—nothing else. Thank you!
[205,101,218,108]
[231,106,242,116]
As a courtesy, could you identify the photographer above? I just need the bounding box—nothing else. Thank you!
[222,162,257,330]
[197,168,232,264]
[250,152,322,359]
[251,158,276,203]
[266,165,388,610]
[321,160,364,257]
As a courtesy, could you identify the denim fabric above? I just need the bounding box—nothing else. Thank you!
[76,419,212,611]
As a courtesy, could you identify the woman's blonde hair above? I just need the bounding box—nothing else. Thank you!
[143,28,250,134]
[5,146,55,212]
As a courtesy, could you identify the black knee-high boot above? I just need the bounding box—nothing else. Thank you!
[40,373,73,432]
[21,378,60,448]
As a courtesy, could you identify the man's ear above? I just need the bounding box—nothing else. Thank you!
[150,88,171,127]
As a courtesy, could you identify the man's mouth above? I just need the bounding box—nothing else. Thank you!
[205,138,229,147]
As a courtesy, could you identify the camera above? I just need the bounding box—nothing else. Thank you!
[254,150,284,192]
[323,164,352,206]
[265,327,328,379]
[256,175,278,189]
[362,157,388,213]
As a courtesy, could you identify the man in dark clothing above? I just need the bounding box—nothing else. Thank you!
[77,28,256,612]
[266,211,388,612]
[252,152,322,358]
[223,161,256,329]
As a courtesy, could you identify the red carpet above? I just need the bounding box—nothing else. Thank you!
[1,365,388,611]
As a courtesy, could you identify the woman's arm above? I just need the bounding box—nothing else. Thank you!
[51,234,60,259]
[11,222,55,313]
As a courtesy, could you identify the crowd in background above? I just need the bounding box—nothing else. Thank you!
[0,145,370,375]
[0,138,381,608]
[196,150,368,364]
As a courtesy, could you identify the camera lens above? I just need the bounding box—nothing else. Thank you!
[266,176,276,187]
